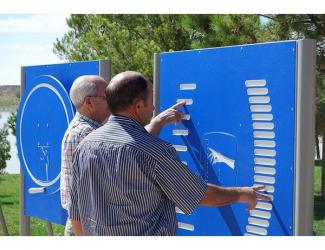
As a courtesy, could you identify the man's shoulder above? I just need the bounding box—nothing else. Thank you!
[147,132,172,148]
[133,130,176,157]
[65,120,95,141]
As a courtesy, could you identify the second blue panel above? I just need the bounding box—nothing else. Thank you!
[159,41,296,236]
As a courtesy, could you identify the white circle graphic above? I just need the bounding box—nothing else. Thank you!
[19,78,72,187]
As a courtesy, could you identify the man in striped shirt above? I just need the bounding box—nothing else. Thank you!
[69,71,271,236]
[61,75,186,235]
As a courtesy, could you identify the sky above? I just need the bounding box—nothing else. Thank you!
[0,14,70,85]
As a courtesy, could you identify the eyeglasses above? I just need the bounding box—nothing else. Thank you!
[89,95,106,100]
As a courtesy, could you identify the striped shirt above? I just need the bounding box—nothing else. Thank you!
[69,115,207,236]
[60,112,101,210]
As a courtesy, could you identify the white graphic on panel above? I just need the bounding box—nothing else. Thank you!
[19,80,72,188]
[37,143,50,181]
[207,147,235,170]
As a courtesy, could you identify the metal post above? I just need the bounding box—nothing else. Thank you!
[294,39,316,235]
[0,203,9,235]
[46,221,54,236]
[153,53,160,117]
[99,60,111,83]
[20,66,30,236]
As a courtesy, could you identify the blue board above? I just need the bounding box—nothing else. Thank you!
[159,41,297,235]
[17,61,103,225]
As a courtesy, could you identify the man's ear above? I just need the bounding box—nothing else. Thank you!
[133,98,144,112]
[84,96,93,108]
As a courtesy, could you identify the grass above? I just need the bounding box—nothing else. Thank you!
[0,174,64,236]
[313,160,325,235]
[0,164,325,236]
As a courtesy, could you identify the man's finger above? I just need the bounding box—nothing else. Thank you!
[252,185,266,191]
[246,200,257,211]
[176,110,185,120]
[172,100,186,109]
[256,193,272,201]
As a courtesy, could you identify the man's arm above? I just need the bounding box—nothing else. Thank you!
[145,101,186,136]
[200,183,271,210]
[71,219,84,236]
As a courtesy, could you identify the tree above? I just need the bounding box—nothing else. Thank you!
[182,14,265,49]
[0,114,11,175]
[54,14,193,79]
[54,15,269,78]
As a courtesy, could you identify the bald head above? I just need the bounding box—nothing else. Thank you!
[70,75,107,109]
[106,71,151,114]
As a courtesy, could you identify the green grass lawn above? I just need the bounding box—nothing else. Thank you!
[0,174,64,236]
[1,165,325,236]
[313,161,325,235]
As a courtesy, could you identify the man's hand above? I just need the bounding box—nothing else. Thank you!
[145,101,186,136]
[71,219,84,236]
[238,185,272,211]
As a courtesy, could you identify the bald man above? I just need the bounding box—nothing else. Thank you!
[61,75,185,235]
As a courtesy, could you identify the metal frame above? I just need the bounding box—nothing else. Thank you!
[294,39,316,235]
[99,59,111,83]
[153,53,160,117]
[0,202,9,235]
[46,221,53,236]
[20,66,30,236]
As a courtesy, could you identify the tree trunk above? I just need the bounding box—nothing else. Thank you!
[316,134,320,159]
[321,127,325,199]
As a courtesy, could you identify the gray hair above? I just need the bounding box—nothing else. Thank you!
[69,75,106,108]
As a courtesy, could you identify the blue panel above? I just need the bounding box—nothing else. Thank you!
[17,61,102,225]
[159,41,296,236]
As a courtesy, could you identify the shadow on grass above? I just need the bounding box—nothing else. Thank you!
[0,201,15,205]
[314,195,325,221]
[315,160,322,167]
[0,194,12,198]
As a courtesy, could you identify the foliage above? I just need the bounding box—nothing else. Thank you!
[54,15,270,80]
[313,162,325,235]
[54,14,193,79]
[263,15,325,71]
[6,110,17,137]
[0,114,11,175]
[181,14,266,48]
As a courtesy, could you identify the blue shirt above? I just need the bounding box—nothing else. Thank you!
[69,115,207,236]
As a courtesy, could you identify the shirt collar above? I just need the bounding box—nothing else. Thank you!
[108,115,147,133]
[75,112,102,129]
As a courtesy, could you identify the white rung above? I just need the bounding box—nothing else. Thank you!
[245,80,266,87]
